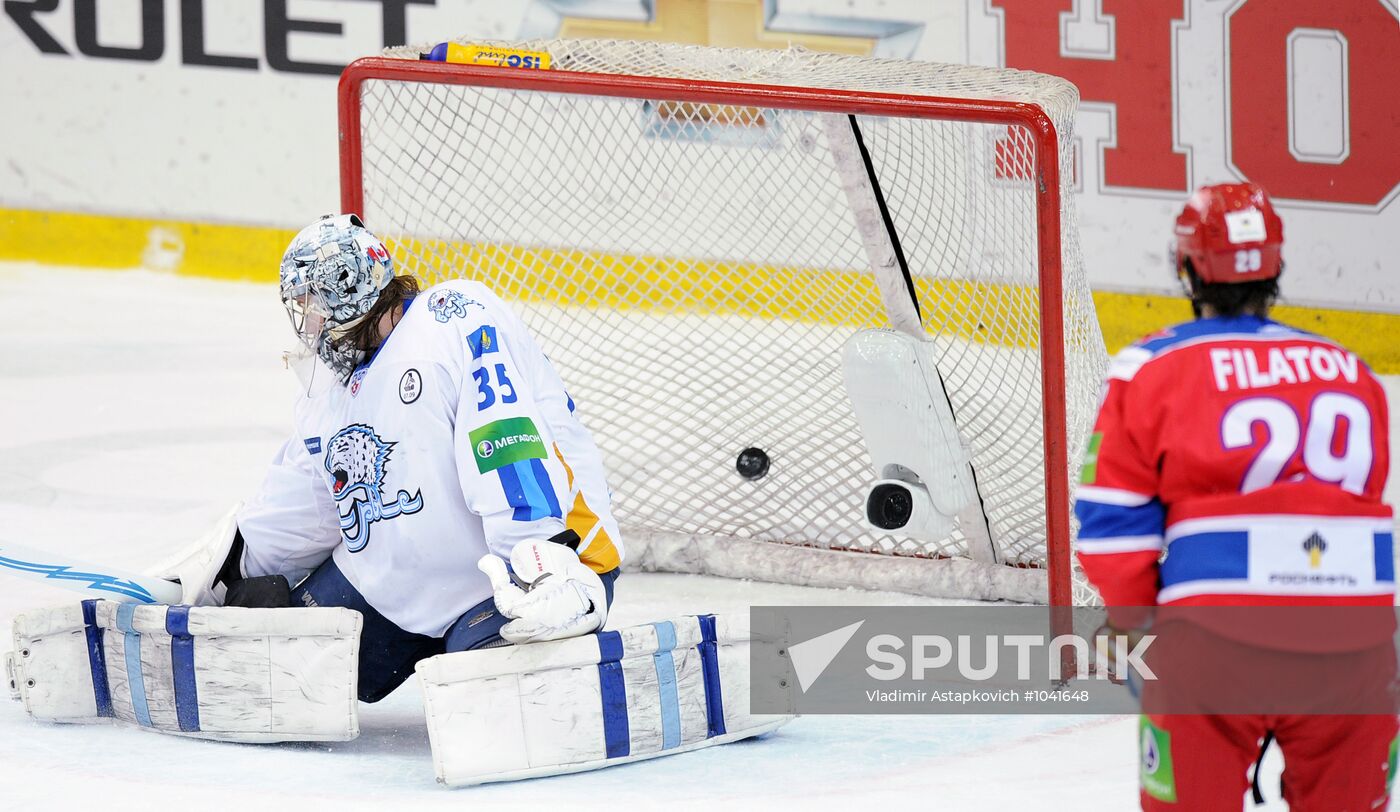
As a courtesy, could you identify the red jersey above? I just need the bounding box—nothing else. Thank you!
[1074,315,1393,615]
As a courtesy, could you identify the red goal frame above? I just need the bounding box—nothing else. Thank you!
[337,56,1075,607]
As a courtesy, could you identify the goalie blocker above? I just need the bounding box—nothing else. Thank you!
[8,603,790,785]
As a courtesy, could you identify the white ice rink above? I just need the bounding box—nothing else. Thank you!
[3,263,1393,810]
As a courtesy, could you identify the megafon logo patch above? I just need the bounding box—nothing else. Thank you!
[468,416,546,473]
[788,621,865,692]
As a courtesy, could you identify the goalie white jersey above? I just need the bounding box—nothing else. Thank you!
[236,280,624,637]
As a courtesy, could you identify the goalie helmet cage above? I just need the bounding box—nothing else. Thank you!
[338,39,1107,607]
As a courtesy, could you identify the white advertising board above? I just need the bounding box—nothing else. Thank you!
[1,0,1395,311]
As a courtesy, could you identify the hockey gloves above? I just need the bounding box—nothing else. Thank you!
[478,538,608,644]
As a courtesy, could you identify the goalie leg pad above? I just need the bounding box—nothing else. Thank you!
[416,613,794,787]
[10,600,362,742]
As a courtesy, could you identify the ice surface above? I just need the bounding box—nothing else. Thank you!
[3,263,1388,810]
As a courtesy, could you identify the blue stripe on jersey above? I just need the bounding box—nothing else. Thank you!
[528,458,562,518]
[115,603,153,727]
[495,463,528,521]
[1376,533,1395,583]
[651,621,682,750]
[1074,498,1167,540]
[81,600,113,718]
[596,631,630,758]
[697,614,726,738]
[1159,532,1249,587]
[165,606,201,733]
[496,459,562,522]
[497,463,541,522]
[513,461,550,521]
[1136,316,1293,355]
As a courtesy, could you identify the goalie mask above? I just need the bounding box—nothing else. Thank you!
[279,214,395,383]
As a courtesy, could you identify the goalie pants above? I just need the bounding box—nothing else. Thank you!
[1137,622,1396,811]
[291,557,618,702]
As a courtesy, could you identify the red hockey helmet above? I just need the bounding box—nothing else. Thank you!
[1173,182,1283,285]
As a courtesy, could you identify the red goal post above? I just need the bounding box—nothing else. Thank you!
[337,41,1100,608]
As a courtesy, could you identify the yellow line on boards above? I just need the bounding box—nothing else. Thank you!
[0,209,293,282]
[2,208,1395,372]
[1092,290,1400,374]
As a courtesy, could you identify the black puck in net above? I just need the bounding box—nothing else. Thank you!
[735,447,770,481]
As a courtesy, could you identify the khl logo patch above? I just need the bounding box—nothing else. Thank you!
[399,368,422,404]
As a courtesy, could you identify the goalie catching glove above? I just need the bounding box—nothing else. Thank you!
[478,538,607,644]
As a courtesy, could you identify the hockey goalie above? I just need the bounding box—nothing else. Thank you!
[5,215,791,787]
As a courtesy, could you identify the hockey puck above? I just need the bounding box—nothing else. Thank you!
[866,483,914,530]
[735,447,770,481]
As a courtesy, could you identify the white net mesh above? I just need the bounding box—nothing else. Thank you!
[354,38,1107,604]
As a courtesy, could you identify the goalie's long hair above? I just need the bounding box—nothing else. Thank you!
[340,274,422,353]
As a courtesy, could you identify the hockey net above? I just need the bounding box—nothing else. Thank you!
[341,39,1107,606]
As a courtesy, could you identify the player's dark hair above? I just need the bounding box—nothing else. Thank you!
[342,274,422,352]
[1183,260,1280,318]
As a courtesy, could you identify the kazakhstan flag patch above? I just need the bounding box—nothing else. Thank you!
[467,324,499,359]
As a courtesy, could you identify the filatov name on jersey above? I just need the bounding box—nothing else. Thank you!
[1209,344,1360,392]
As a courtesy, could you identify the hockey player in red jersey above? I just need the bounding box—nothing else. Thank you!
[1074,182,1395,810]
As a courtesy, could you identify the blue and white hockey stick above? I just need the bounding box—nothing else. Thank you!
[0,540,181,604]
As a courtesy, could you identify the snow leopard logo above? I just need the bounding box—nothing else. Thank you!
[426,289,482,323]
[324,424,424,552]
